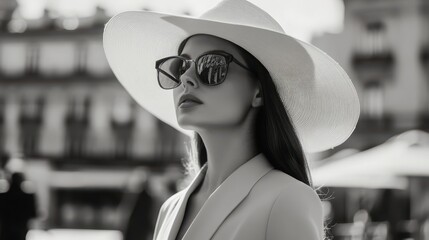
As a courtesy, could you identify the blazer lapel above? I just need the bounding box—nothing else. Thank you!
[167,152,273,240]
[161,162,208,240]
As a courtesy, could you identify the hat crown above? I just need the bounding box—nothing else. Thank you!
[199,0,285,34]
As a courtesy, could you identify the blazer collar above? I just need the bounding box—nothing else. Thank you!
[166,152,274,240]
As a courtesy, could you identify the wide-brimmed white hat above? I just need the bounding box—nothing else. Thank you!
[103,0,360,153]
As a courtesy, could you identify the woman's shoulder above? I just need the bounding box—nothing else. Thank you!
[260,169,325,239]
[260,169,320,197]
[253,168,323,216]
[268,169,321,207]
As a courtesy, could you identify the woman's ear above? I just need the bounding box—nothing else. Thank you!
[252,87,263,107]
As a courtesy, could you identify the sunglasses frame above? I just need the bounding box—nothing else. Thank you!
[155,50,253,90]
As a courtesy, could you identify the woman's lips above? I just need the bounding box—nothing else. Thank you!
[179,100,203,109]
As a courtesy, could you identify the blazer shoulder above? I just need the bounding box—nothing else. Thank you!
[265,170,325,240]
[262,169,318,194]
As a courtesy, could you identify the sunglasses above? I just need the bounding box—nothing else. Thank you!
[155,50,253,90]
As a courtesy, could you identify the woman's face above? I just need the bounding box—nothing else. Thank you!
[173,35,262,132]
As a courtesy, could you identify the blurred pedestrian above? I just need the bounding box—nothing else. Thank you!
[119,168,155,240]
[0,156,37,240]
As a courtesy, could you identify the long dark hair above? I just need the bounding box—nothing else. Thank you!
[177,34,331,238]
[178,33,313,185]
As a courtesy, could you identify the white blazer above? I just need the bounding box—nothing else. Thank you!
[153,152,325,240]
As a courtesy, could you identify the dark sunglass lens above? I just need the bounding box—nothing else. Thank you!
[158,71,179,89]
[196,54,228,84]
[158,57,187,89]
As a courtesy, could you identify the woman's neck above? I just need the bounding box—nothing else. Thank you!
[196,121,260,199]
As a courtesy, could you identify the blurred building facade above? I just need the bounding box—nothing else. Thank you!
[0,3,188,239]
[313,0,429,150]
[312,0,429,239]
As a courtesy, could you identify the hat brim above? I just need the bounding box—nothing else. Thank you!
[103,10,360,153]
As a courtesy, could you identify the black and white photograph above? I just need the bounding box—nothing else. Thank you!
[0,0,428,239]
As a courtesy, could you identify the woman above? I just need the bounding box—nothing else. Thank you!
[103,0,360,239]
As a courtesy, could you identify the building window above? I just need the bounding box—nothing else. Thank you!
[362,80,384,119]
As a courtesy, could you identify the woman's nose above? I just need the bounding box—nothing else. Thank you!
[180,63,199,89]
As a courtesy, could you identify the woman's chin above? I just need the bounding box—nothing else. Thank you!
[177,121,199,131]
